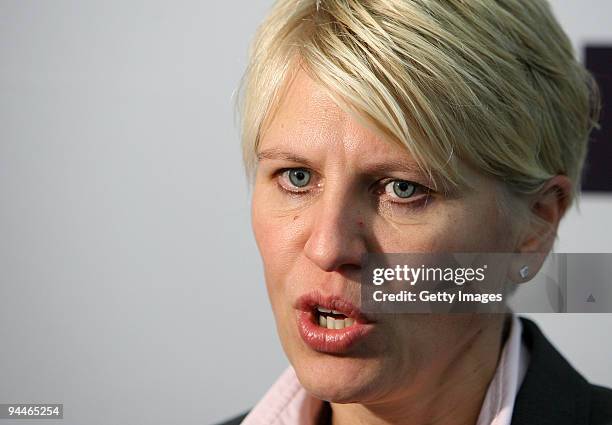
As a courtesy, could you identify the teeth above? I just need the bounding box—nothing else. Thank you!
[316,307,347,315]
[326,317,335,329]
[317,315,355,329]
[315,306,356,329]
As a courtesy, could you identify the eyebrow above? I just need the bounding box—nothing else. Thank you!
[256,149,315,168]
[361,158,427,176]
[257,148,427,176]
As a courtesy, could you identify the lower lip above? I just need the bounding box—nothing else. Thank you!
[296,310,375,354]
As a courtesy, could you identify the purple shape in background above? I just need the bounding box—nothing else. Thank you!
[583,46,612,192]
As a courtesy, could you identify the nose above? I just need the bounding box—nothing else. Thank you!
[303,187,368,272]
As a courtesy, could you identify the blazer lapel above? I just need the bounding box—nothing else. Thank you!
[510,318,591,425]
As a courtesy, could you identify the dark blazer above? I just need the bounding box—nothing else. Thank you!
[216,318,612,425]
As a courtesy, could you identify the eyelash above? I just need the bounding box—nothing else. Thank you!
[274,168,432,207]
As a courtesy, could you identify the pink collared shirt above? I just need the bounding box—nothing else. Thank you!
[242,315,529,425]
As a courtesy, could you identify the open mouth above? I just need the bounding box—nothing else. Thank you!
[315,306,356,329]
[295,292,375,353]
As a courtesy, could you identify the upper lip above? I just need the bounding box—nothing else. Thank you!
[294,290,375,324]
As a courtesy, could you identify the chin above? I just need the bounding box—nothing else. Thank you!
[290,350,388,403]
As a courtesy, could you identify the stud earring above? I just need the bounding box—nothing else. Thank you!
[519,265,529,279]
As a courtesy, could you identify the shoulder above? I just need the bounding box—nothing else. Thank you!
[213,411,249,425]
[513,317,612,425]
[590,385,612,425]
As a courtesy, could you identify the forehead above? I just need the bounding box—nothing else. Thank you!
[259,68,413,165]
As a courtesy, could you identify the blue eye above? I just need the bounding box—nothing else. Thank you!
[386,180,416,198]
[287,169,311,188]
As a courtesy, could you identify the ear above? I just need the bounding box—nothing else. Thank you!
[512,175,573,281]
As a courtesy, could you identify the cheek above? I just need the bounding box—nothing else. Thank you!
[252,180,305,250]
[374,198,510,252]
[438,210,509,251]
[251,185,304,307]
[453,197,512,250]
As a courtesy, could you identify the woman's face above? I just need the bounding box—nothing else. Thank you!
[251,69,515,404]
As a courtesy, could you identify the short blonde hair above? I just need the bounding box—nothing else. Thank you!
[237,0,600,203]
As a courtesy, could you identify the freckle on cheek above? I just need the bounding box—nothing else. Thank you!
[293,215,299,221]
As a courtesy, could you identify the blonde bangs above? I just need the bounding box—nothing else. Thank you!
[237,0,600,200]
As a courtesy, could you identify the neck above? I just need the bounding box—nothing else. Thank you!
[330,314,511,425]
